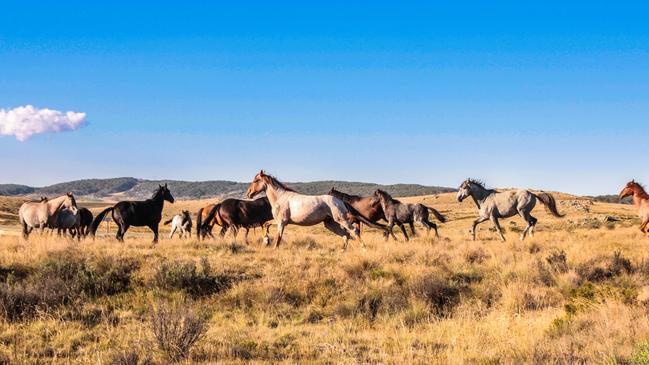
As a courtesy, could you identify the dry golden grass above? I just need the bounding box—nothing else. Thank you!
[1,192,649,364]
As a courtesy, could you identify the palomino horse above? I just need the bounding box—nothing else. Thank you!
[374,189,446,240]
[201,196,274,245]
[619,180,649,234]
[19,192,78,240]
[457,179,564,241]
[246,170,384,250]
[89,184,174,243]
[327,188,390,239]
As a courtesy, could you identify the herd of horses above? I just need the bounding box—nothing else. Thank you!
[16,172,649,251]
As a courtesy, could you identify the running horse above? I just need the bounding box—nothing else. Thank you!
[457,179,564,241]
[327,188,391,239]
[200,196,274,245]
[246,170,386,251]
[619,180,649,235]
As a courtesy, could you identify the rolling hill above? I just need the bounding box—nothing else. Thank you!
[0,177,455,200]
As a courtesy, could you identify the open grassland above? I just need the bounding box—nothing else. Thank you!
[1,193,649,364]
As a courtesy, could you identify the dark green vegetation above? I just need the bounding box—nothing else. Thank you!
[0,177,455,199]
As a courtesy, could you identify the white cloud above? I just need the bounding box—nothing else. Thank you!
[0,105,88,141]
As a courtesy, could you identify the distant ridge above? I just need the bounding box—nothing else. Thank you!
[0,177,455,200]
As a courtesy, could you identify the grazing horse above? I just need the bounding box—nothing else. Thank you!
[78,208,93,237]
[374,189,446,241]
[19,193,78,240]
[55,208,81,240]
[619,180,649,234]
[164,210,192,239]
[327,188,390,238]
[196,203,227,240]
[89,184,175,243]
[457,179,564,241]
[246,170,385,250]
[201,196,274,245]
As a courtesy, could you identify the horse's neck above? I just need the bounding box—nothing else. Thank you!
[46,196,67,215]
[470,185,493,208]
[264,184,288,207]
[150,193,165,211]
[633,192,649,207]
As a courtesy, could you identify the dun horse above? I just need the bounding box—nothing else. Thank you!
[327,188,390,238]
[619,180,649,234]
[457,179,564,241]
[246,170,385,250]
[19,193,78,240]
[374,189,446,240]
[89,184,174,243]
[201,196,274,245]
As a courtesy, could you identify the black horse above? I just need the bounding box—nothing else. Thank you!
[374,189,446,241]
[89,184,175,243]
[200,196,274,244]
[78,207,93,237]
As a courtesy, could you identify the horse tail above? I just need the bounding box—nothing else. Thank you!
[532,192,565,218]
[196,208,204,240]
[343,202,388,231]
[426,206,447,223]
[89,207,114,237]
[202,204,221,232]
[163,218,173,225]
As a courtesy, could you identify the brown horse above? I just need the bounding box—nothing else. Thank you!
[196,203,227,240]
[619,180,649,234]
[327,188,393,240]
[201,197,274,245]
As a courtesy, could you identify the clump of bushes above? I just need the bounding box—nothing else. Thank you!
[0,249,138,321]
[150,302,207,362]
[154,258,245,298]
[576,251,634,284]
[411,273,462,317]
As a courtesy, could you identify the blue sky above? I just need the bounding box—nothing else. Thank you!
[0,1,647,195]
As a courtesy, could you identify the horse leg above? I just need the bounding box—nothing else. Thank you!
[324,218,352,251]
[490,216,506,241]
[243,228,250,245]
[274,222,286,248]
[169,225,176,239]
[263,223,272,246]
[22,222,30,240]
[119,224,129,242]
[398,223,410,241]
[640,218,649,234]
[409,222,417,237]
[421,219,439,238]
[472,216,489,241]
[150,223,159,244]
[219,225,228,238]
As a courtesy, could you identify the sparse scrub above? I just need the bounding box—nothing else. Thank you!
[149,301,207,362]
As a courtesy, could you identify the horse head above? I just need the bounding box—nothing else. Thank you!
[457,179,473,202]
[64,192,79,214]
[247,170,269,198]
[619,179,641,199]
[159,183,175,203]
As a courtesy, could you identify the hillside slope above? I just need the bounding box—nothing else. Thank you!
[0,177,455,200]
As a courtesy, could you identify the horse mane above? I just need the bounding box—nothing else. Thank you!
[329,188,356,201]
[632,182,649,199]
[151,186,164,200]
[466,178,486,188]
[263,174,296,192]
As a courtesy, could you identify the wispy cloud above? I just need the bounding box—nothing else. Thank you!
[0,105,87,141]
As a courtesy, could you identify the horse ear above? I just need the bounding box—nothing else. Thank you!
[164,183,168,188]
[259,169,265,176]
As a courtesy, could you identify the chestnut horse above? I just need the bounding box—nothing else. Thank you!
[619,180,649,234]
[196,203,227,240]
[327,188,393,240]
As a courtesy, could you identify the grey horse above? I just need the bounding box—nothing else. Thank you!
[374,189,447,241]
[164,210,192,239]
[457,179,564,241]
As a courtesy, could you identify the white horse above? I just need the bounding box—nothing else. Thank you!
[164,210,192,239]
[18,193,78,240]
[246,170,384,251]
[457,179,564,241]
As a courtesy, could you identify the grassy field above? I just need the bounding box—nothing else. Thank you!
[1,192,648,364]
